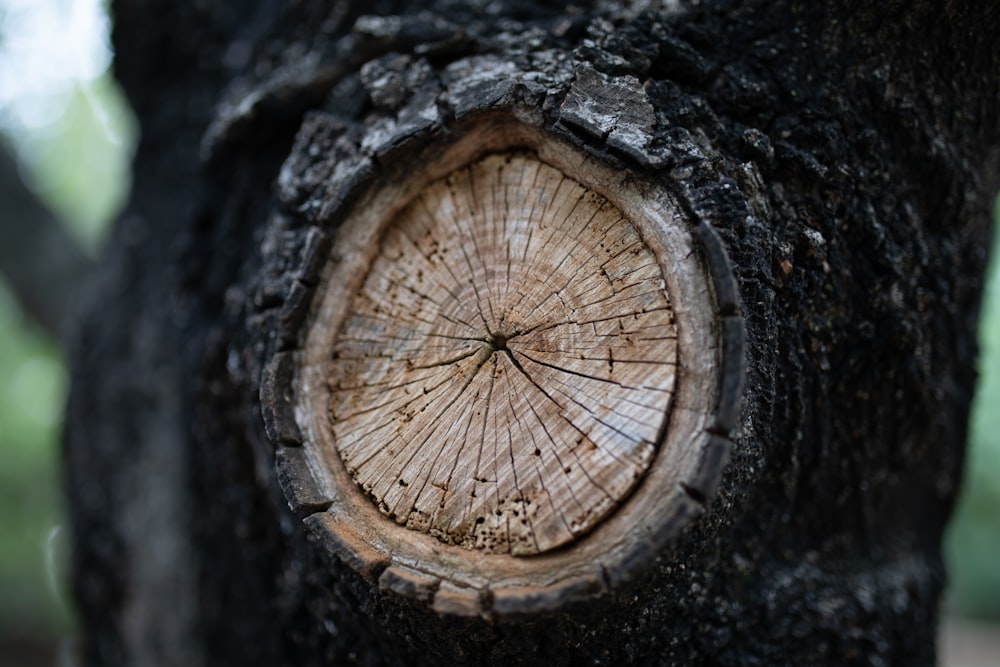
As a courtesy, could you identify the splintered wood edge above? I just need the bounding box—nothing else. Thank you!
[284,115,743,615]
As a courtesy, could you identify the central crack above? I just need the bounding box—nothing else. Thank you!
[466,331,518,382]
[487,331,511,353]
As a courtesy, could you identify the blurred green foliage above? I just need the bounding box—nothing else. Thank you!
[945,201,1000,618]
[0,69,134,646]
[0,281,71,642]
[9,74,134,254]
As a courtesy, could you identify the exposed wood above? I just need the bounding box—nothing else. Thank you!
[290,118,739,614]
[329,152,677,555]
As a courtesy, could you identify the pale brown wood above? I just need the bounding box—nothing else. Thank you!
[291,117,733,613]
[328,153,678,555]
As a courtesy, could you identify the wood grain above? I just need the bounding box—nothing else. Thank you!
[327,153,677,555]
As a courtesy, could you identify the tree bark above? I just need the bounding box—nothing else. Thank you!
[65,0,999,665]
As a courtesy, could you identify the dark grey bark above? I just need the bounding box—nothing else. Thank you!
[65,1,999,665]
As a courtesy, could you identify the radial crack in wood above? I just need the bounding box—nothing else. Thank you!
[327,153,678,556]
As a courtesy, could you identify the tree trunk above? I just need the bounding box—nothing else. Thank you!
[65,1,1000,665]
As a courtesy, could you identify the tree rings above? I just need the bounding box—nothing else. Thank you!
[329,153,677,556]
[286,116,742,615]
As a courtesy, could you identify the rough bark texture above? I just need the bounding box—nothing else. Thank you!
[65,0,999,665]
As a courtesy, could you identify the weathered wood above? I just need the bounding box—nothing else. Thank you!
[330,152,676,555]
[285,117,740,612]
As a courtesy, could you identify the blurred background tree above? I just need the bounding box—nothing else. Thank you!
[0,0,995,663]
[0,0,134,662]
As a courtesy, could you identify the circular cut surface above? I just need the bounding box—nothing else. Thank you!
[328,153,677,556]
